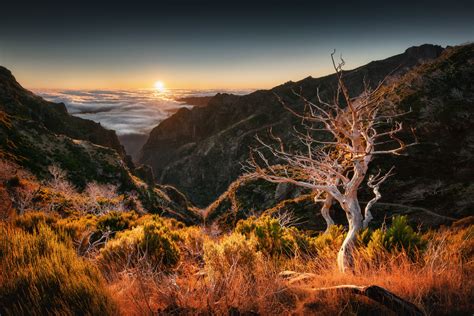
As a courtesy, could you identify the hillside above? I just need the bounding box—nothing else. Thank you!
[0,67,201,224]
[140,44,445,207]
[0,67,130,161]
[204,44,474,230]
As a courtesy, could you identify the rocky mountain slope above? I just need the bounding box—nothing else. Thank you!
[140,44,446,207]
[0,67,201,224]
[0,67,130,161]
[204,43,474,231]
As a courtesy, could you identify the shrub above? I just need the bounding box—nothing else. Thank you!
[177,226,207,258]
[383,216,426,253]
[96,210,139,232]
[0,223,117,315]
[55,214,99,241]
[364,216,426,259]
[235,215,316,257]
[134,214,185,230]
[98,219,181,271]
[141,221,181,266]
[14,211,58,233]
[312,225,345,258]
[32,187,74,213]
[203,233,258,278]
[98,226,143,270]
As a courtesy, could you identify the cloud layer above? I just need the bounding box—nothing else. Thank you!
[37,89,249,136]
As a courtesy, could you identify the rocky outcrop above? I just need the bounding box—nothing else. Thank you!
[176,95,215,107]
[140,44,445,207]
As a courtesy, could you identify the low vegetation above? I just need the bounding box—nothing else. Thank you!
[0,223,117,315]
[2,181,472,315]
[0,161,472,314]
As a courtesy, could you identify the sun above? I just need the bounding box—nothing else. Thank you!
[154,80,165,92]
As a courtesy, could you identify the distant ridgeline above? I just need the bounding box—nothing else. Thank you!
[0,66,201,224]
[140,44,474,227]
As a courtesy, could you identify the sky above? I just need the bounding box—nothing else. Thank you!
[0,0,473,90]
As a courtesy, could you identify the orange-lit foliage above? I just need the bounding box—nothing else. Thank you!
[107,219,473,315]
[1,163,472,315]
[0,223,117,315]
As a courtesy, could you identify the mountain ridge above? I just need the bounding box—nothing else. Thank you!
[203,43,474,230]
[0,66,131,164]
[139,44,446,207]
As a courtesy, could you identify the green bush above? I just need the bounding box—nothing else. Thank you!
[235,215,316,257]
[0,223,117,315]
[203,233,258,278]
[382,215,426,254]
[98,218,181,271]
[177,226,207,258]
[55,214,98,241]
[141,221,181,266]
[32,187,74,213]
[312,225,345,258]
[365,216,426,259]
[96,210,139,232]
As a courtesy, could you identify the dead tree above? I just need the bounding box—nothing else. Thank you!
[246,52,413,272]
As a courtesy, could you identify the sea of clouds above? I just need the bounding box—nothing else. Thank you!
[36,88,251,159]
[37,89,230,135]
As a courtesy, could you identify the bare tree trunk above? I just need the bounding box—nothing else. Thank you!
[362,185,379,229]
[337,196,363,273]
[319,195,335,232]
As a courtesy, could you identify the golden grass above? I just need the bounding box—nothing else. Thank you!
[105,224,473,315]
[0,223,117,315]
[2,182,472,315]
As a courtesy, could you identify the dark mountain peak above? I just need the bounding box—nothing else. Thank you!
[0,66,13,78]
[404,44,444,58]
[0,65,37,100]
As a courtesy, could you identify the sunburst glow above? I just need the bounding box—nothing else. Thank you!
[154,80,165,92]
